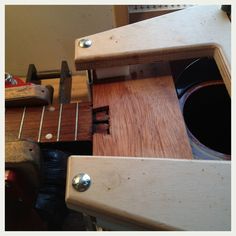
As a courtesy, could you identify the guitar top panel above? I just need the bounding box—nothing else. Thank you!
[92,63,193,159]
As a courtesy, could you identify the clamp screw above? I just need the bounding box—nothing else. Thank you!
[5,72,17,85]
[79,39,92,48]
[72,173,91,192]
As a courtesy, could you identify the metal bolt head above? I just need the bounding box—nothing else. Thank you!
[72,173,91,192]
[79,39,92,48]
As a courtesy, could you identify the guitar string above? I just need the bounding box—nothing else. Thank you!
[37,106,45,142]
[75,102,79,141]
[18,107,26,140]
[56,104,63,141]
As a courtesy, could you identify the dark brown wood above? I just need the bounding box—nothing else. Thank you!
[60,103,76,142]
[5,103,92,143]
[5,107,24,141]
[21,107,42,141]
[77,102,92,141]
[92,62,193,159]
[40,105,60,143]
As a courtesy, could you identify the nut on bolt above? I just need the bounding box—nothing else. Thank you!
[72,173,91,192]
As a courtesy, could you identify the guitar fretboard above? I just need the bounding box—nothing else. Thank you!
[5,102,92,143]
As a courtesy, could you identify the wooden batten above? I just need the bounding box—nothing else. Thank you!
[5,84,51,107]
[75,5,231,95]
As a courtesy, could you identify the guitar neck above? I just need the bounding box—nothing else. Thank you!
[5,102,92,143]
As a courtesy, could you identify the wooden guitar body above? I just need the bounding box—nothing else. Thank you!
[5,5,231,231]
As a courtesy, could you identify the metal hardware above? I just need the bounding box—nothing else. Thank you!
[72,173,91,192]
[79,39,92,48]
[5,73,17,85]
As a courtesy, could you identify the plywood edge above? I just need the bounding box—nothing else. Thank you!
[76,43,230,96]
[213,45,231,96]
[75,43,216,70]
[66,155,231,230]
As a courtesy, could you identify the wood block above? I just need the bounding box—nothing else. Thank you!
[5,84,51,107]
[92,62,192,159]
[40,105,60,143]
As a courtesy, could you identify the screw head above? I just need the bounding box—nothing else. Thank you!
[79,39,92,48]
[72,173,91,192]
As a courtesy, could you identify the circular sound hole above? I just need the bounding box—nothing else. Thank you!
[183,83,231,155]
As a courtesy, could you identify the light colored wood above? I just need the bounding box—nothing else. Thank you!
[75,5,231,95]
[112,5,129,27]
[41,74,89,104]
[66,155,231,231]
[5,84,51,107]
[93,62,192,159]
[19,74,89,104]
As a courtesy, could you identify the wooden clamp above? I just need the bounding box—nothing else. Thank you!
[75,5,231,95]
[66,156,231,231]
[67,5,231,230]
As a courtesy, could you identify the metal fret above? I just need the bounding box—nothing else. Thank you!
[57,104,63,141]
[37,106,45,142]
[75,102,79,140]
[18,107,26,139]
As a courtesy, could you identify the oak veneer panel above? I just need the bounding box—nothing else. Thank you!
[92,64,192,159]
